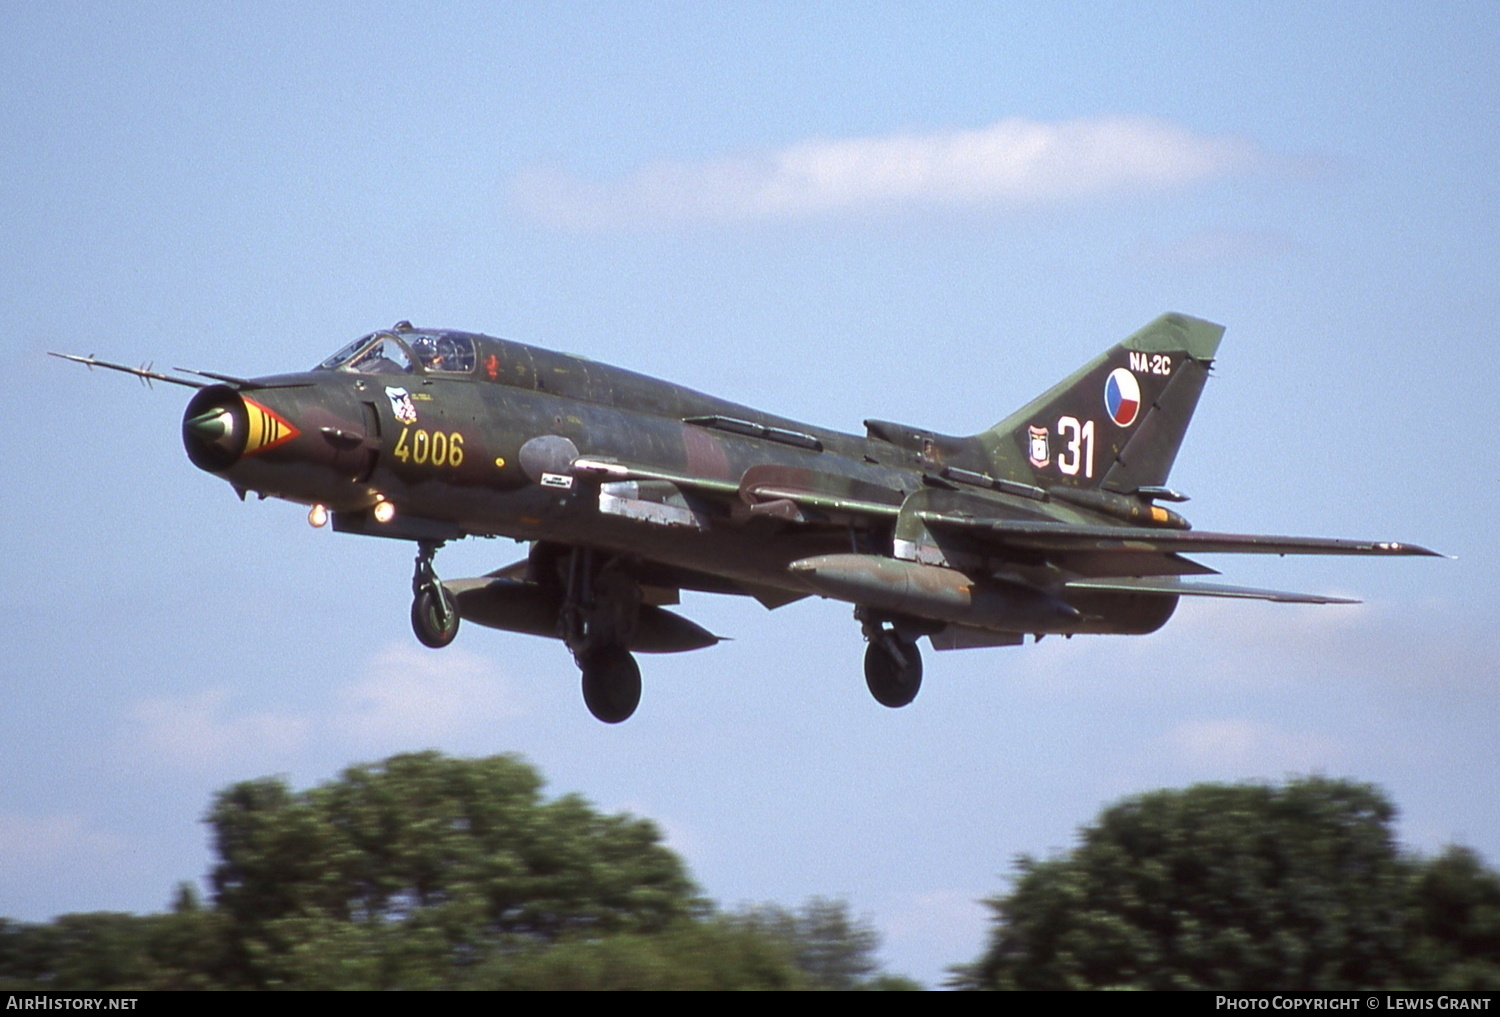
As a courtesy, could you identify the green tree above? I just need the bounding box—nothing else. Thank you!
[0,891,227,992]
[207,751,698,988]
[1407,846,1500,989]
[961,778,1500,990]
[0,751,916,990]
[731,897,895,989]
[466,919,807,990]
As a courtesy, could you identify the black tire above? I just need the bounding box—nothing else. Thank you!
[411,586,460,648]
[580,646,642,724]
[864,638,923,708]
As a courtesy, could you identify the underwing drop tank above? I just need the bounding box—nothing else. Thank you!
[444,576,720,654]
[789,553,1082,633]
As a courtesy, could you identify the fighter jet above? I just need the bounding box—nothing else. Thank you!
[54,314,1437,722]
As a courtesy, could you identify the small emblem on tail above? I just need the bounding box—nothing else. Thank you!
[1028,425,1051,468]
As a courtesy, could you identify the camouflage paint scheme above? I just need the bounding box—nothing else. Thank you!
[55,314,1438,722]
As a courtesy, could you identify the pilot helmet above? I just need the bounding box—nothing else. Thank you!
[410,334,443,368]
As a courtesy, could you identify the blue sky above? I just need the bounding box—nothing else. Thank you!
[3,2,1497,985]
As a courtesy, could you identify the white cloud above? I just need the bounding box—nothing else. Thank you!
[334,642,524,744]
[127,688,310,768]
[1156,597,1499,696]
[1008,596,1495,699]
[511,116,1261,228]
[119,644,524,772]
[1167,718,1340,772]
[1133,228,1297,267]
[0,812,126,869]
[637,809,704,862]
[876,888,991,987]
[883,887,989,940]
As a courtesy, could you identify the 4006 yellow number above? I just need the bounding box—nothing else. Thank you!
[393,427,465,468]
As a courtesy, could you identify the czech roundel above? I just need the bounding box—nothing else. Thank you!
[1104,368,1141,427]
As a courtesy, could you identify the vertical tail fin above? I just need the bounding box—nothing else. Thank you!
[974,313,1224,494]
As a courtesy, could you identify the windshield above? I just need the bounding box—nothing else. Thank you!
[317,334,414,375]
[317,331,475,375]
[318,334,377,371]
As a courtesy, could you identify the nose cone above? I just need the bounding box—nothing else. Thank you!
[186,406,235,445]
[182,386,301,473]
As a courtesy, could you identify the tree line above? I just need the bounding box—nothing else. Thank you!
[2,754,1496,990]
[955,778,1500,990]
[0,752,912,990]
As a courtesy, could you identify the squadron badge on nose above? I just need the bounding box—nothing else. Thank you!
[385,386,418,425]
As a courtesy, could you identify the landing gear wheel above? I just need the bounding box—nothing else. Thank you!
[580,646,642,724]
[411,585,460,648]
[864,637,923,708]
[410,538,458,648]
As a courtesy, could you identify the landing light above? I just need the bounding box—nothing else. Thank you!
[373,500,396,524]
[308,504,328,528]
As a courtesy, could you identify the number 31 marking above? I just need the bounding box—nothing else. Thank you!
[1057,416,1094,479]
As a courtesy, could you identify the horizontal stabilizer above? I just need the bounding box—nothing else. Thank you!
[920,514,1442,558]
[1065,576,1359,605]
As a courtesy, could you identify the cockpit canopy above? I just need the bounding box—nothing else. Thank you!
[317,328,476,376]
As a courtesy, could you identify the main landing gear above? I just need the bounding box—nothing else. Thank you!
[578,646,642,725]
[411,539,459,648]
[405,540,646,724]
[556,547,643,724]
[858,609,925,708]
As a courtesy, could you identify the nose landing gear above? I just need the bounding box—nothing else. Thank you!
[410,539,459,648]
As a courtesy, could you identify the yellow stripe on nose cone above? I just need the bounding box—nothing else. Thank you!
[241,397,300,456]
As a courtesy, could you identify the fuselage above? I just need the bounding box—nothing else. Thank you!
[184,330,1092,591]
[180,325,1176,635]
[62,312,1432,722]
